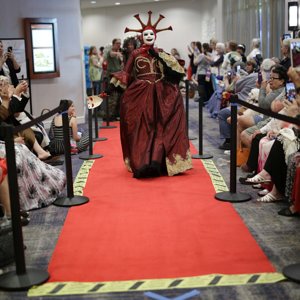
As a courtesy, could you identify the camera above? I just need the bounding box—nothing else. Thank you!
[282,33,291,40]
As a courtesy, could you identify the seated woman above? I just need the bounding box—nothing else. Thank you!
[49,100,89,155]
[0,141,66,213]
[244,96,300,202]
[0,76,51,160]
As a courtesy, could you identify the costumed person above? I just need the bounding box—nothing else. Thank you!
[111,11,192,178]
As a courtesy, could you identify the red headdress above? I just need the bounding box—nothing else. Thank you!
[124,11,172,35]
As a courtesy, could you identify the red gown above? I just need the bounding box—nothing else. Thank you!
[111,45,192,178]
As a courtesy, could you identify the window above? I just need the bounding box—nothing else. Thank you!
[24,18,60,79]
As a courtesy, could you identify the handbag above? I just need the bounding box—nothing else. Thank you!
[236,144,250,167]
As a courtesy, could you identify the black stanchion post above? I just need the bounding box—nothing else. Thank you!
[185,79,196,141]
[54,101,89,207]
[283,263,300,283]
[80,107,103,160]
[215,95,251,202]
[100,77,117,129]
[93,106,107,142]
[192,96,213,160]
[0,124,49,290]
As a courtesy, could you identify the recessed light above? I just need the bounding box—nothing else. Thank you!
[115,2,121,5]
[154,0,160,2]
[91,1,96,3]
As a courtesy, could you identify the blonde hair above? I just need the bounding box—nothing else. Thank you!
[0,75,9,84]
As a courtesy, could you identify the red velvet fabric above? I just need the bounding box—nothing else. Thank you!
[112,47,190,176]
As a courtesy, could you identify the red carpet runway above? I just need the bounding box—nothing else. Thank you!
[48,123,275,282]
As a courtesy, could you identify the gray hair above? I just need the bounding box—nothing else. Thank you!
[252,38,261,48]
[261,58,276,72]
[216,42,225,53]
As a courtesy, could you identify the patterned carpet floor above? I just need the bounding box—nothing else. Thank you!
[1,100,300,299]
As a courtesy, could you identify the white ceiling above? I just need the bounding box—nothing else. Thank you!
[80,0,171,9]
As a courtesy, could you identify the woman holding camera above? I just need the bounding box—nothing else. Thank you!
[0,40,21,87]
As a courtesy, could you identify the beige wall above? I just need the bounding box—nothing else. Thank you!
[0,0,85,125]
[81,0,219,67]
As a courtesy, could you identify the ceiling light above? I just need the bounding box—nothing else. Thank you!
[115,2,121,5]
[91,1,96,3]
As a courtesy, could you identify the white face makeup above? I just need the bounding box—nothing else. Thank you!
[142,29,155,45]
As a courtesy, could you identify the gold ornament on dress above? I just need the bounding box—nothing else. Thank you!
[158,52,185,74]
[124,157,132,172]
[110,77,127,89]
[166,150,192,176]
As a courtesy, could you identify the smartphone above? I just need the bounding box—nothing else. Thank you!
[227,71,232,84]
[282,33,292,40]
[236,65,241,76]
[7,46,12,52]
[290,39,300,71]
[257,71,263,84]
[285,81,296,102]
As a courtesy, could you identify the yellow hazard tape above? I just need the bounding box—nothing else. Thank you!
[201,159,229,193]
[27,273,285,297]
[73,160,95,195]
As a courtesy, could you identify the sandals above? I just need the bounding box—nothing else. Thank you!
[278,207,300,217]
[257,193,284,203]
[244,174,271,185]
[239,172,256,184]
[252,183,263,189]
[257,189,269,197]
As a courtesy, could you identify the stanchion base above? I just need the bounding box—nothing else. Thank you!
[0,268,49,291]
[192,154,213,159]
[54,195,89,207]
[79,154,103,160]
[215,191,251,203]
[100,125,117,129]
[93,137,107,142]
[283,263,300,283]
[189,136,197,140]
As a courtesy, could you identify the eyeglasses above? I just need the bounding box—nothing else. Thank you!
[269,76,281,80]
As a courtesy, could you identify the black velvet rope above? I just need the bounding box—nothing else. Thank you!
[0,99,69,136]
[231,95,300,126]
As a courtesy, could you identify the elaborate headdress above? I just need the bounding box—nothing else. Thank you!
[124,11,172,34]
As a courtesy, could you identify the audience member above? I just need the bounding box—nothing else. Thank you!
[0,40,21,87]
[106,38,123,120]
[88,46,103,95]
[237,44,247,63]
[0,76,51,160]
[49,100,89,155]
[240,64,288,148]
[279,38,291,70]
[247,38,262,65]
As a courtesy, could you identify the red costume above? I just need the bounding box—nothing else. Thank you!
[111,11,192,178]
